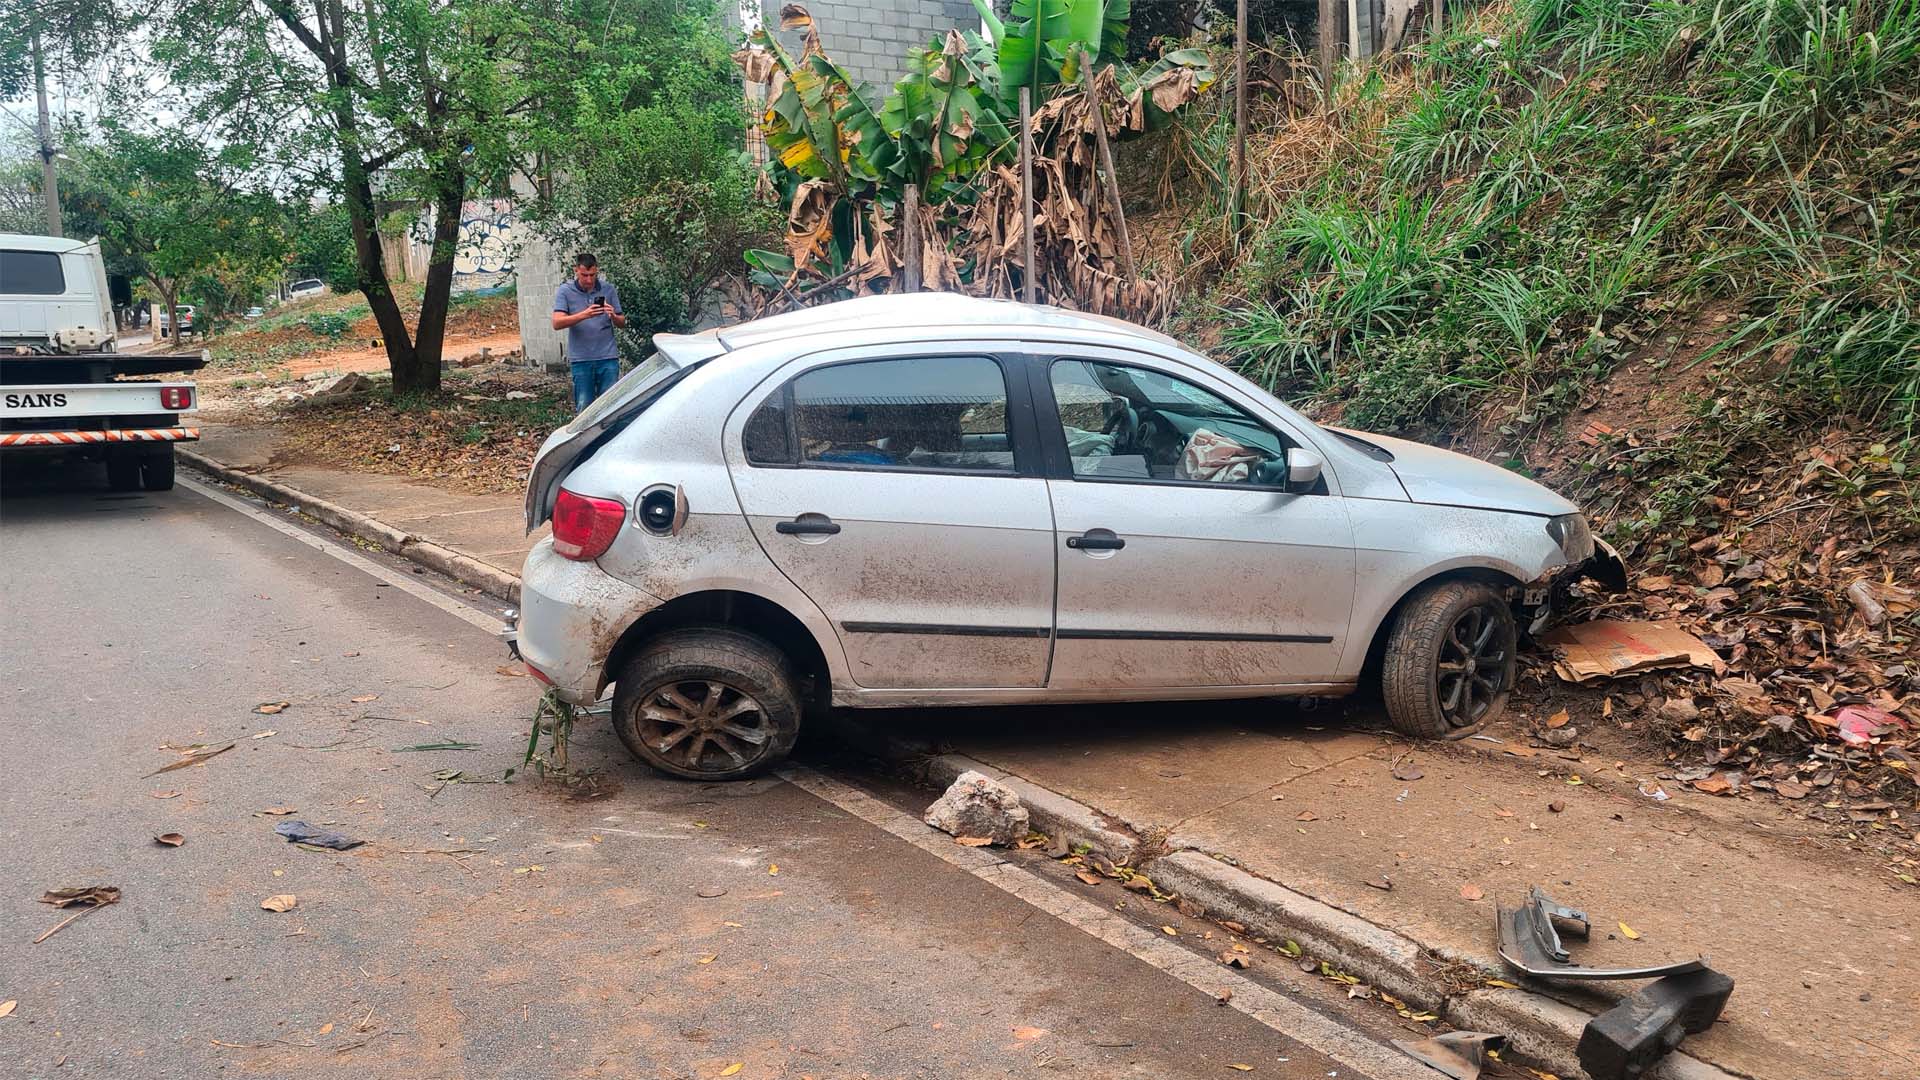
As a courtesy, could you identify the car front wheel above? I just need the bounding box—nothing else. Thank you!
[1381,580,1517,739]
[610,627,802,781]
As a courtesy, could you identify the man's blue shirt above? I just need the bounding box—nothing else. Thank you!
[553,278,622,361]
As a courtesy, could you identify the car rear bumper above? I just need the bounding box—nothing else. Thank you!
[515,540,663,705]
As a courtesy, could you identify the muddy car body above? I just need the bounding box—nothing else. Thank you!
[514,294,1619,778]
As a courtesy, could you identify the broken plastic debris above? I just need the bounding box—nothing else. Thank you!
[273,820,366,851]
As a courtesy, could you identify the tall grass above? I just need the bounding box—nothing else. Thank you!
[1209,0,1920,435]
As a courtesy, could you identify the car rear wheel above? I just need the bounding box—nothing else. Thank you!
[1381,580,1516,739]
[611,627,802,781]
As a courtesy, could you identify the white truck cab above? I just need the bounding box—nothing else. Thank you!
[1,234,203,491]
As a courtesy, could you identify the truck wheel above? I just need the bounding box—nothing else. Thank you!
[106,452,141,491]
[611,627,802,781]
[141,447,176,491]
[1381,580,1516,739]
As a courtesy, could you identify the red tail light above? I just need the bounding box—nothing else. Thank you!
[159,386,193,410]
[551,489,625,560]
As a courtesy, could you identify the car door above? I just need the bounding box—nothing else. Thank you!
[1034,350,1357,690]
[726,348,1056,690]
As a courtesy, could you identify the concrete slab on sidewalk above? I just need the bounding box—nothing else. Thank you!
[196,423,543,575]
[889,700,1919,1080]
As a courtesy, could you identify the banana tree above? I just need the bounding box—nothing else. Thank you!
[734,2,1214,309]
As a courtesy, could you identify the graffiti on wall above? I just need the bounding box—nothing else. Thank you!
[453,198,518,291]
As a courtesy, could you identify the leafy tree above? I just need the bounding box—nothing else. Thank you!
[113,0,747,392]
[0,141,46,234]
[293,203,362,292]
[59,126,288,341]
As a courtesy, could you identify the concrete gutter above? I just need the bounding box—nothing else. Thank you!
[180,449,521,604]
[839,722,1741,1080]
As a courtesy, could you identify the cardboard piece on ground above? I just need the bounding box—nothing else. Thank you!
[1539,619,1722,683]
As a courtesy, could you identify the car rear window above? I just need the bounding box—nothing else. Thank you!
[0,250,66,295]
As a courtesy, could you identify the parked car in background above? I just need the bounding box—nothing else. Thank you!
[509,295,1624,780]
[155,304,196,338]
[287,278,325,300]
[245,306,265,319]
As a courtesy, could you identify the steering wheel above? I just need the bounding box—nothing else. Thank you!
[1101,398,1139,449]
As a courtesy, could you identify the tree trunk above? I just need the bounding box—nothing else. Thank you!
[342,169,417,385]
[404,174,465,394]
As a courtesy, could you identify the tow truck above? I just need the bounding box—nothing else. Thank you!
[1,234,202,491]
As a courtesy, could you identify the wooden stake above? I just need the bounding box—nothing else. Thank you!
[1080,52,1135,280]
[1319,0,1340,104]
[901,183,922,292]
[1019,85,1036,304]
[1433,0,1444,35]
[1234,0,1249,227]
[1347,0,1361,64]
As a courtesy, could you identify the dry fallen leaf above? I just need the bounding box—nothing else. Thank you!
[251,730,276,740]
[1075,870,1102,885]
[698,954,717,965]
[350,694,379,703]
[1618,922,1642,940]
[1546,709,1571,729]
[768,864,779,876]
[142,742,236,778]
[0,1000,16,1018]
[495,664,526,678]
[1460,884,1485,902]
[1295,810,1317,822]
[719,1065,743,1077]
[154,833,185,847]
[1012,1026,1047,1040]
[1219,951,1252,969]
[150,789,182,799]
[954,836,995,847]
[1493,807,1515,818]
[256,805,298,816]
[317,1022,333,1035]
[1364,877,1392,891]
[256,701,290,715]
[41,886,120,908]
[260,894,298,912]
[1227,1065,1254,1072]
[1391,758,1425,781]
[1161,925,1179,936]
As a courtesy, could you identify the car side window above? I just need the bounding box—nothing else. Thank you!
[1050,359,1292,486]
[746,355,1017,474]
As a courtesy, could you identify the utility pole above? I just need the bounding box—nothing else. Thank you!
[1018,86,1035,304]
[31,30,64,238]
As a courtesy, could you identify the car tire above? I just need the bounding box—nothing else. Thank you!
[611,627,802,781]
[141,447,175,492]
[106,452,141,491]
[1381,580,1517,739]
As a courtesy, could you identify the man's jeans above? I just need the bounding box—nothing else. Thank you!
[570,358,621,412]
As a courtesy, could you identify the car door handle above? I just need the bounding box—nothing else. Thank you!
[1066,529,1125,551]
[775,515,841,536]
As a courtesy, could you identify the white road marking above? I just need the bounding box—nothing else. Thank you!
[778,763,1435,1080]
[179,475,506,635]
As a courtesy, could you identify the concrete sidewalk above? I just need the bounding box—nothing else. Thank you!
[869,702,1918,1080]
[193,423,543,586]
[180,434,1919,1080]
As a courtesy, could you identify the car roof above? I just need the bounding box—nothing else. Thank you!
[711,293,1182,352]
[0,233,96,254]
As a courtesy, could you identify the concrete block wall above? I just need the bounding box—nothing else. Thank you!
[761,0,985,95]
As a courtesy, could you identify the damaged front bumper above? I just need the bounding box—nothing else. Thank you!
[1525,535,1628,635]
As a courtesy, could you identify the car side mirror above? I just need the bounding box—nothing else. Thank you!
[1285,448,1325,492]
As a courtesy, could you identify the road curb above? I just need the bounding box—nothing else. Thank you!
[180,449,521,604]
[824,716,1738,1080]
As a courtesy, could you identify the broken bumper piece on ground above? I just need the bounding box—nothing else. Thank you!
[1495,886,1705,980]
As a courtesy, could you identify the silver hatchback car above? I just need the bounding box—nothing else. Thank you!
[514,295,1621,779]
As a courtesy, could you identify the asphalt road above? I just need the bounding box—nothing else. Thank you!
[0,460,1424,1080]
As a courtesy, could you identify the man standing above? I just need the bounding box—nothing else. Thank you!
[550,253,628,411]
